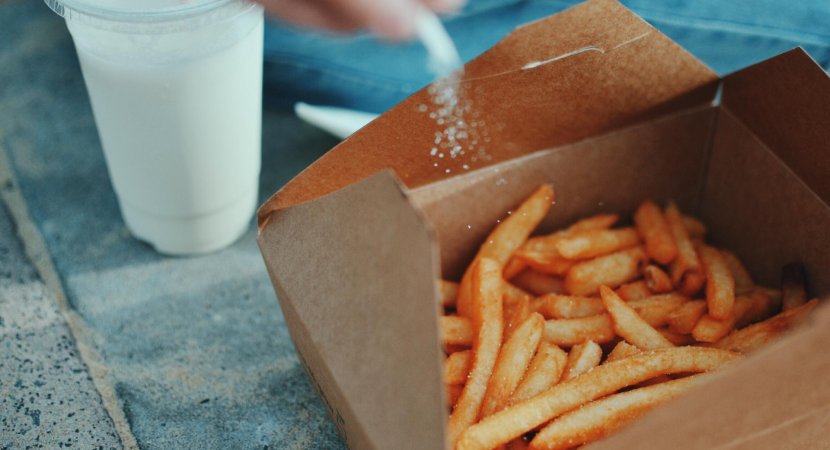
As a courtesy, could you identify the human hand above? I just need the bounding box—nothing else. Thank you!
[254,0,464,39]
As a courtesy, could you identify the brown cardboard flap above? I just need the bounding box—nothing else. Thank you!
[722,48,830,206]
[256,172,446,449]
[258,0,718,223]
[591,301,830,450]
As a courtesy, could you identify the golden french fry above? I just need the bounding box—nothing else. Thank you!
[735,289,778,328]
[506,438,530,450]
[504,282,533,301]
[529,375,705,450]
[605,340,640,363]
[691,314,736,343]
[510,342,568,405]
[665,202,703,288]
[643,264,673,293]
[781,262,808,311]
[503,294,531,341]
[503,258,528,280]
[456,347,739,450]
[561,340,602,381]
[554,228,640,260]
[444,350,473,385]
[666,299,707,335]
[615,280,652,301]
[569,213,619,232]
[682,215,706,238]
[600,286,674,350]
[627,293,689,329]
[441,315,473,347]
[715,299,818,353]
[658,328,695,346]
[510,270,565,296]
[447,384,463,409]
[530,294,604,319]
[448,258,505,447]
[565,247,647,295]
[438,316,473,347]
[698,244,735,320]
[440,280,459,308]
[721,250,754,296]
[515,250,574,276]
[693,291,779,343]
[543,314,616,346]
[480,313,544,418]
[677,270,706,297]
[457,185,555,316]
[634,201,678,264]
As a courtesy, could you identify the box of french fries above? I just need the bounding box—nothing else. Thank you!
[256,0,830,448]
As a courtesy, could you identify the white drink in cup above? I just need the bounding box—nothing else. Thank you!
[44,0,264,255]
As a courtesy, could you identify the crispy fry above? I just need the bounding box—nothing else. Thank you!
[510,270,565,296]
[665,202,703,288]
[627,293,689,329]
[721,250,754,296]
[448,258,505,446]
[634,201,678,264]
[698,244,735,320]
[565,247,646,295]
[504,282,533,301]
[456,347,739,450]
[506,438,530,450]
[529,375,705,450]
[503,258,528,280]
[693,291,780,342]
[458,185,555,316]
[615,280,652,301]
[658,328,695,346]
[600,286,674,350]
[666,299,707,335]
[530,294,604,319]
[605,341,640,363]
[514,250,574,276]
[554,228,640,260]
[543,314,616,346]
[480,313,544,418]
[643,264,673,293]
[447,384,463,409]
[441,315,473,347]
[444,350,473,385]
[510,342,568,405]
[440,280,459,308]
[715,299,818,353]
[561,340,602,381]
[503,294,532,341]
[569,213,619,232]
[735,289,778,328]
[782,262,808,311]
[677,270,706,297]
[682,215,706,238]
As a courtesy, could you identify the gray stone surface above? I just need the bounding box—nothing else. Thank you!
[0,197,121,449]
[0,0,345,448]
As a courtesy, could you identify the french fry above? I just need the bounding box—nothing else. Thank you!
[565,247,646,295]
[666,299,707,335]
[480,313,545,418]
[715,299,818,353]
[627,293,689,329]
[529,375,705,450]
[665,202,703,289]
[569,213,619,232]
[561,340,602,381]
[514,250,574,276]
[634,201,678,264]
[448,258,505,446]
[600,286,674,350]
[643,264,673,293]
[440,280,459,308]
[721,250,754,296]
[457,185,555,316]
[692,291,779,343]
[444,350,473,385]
[510,270,565,296]
[503,258,528,280]
[504,282,533,301]
[615,280,651,301]
[543,314,616,346]
[698,244,735,320]
[503,294,532,341]
[781,262,807,311]
[554,228,640,260]
[441,315,473,347]
[506,438,529,450]
[678,271,706,297]
[735,289,778,328]
[447,384,463,409]
[530,294,604,319]
[510,342,568,405]
[456,347,739,450]
[682,215,706,238]
[605,340,641,363]
[658,328,696,346]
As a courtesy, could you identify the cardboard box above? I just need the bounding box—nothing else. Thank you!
[256,0,830,448]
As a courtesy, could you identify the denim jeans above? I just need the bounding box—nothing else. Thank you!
[263,0,830,113]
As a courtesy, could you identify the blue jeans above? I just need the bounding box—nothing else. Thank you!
[263,0,830,113]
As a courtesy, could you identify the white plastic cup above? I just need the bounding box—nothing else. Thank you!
[45,0,264,255]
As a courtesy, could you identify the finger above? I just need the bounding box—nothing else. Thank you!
[257,0,361,33]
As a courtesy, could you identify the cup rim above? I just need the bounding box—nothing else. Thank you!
[44,0,255,27]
